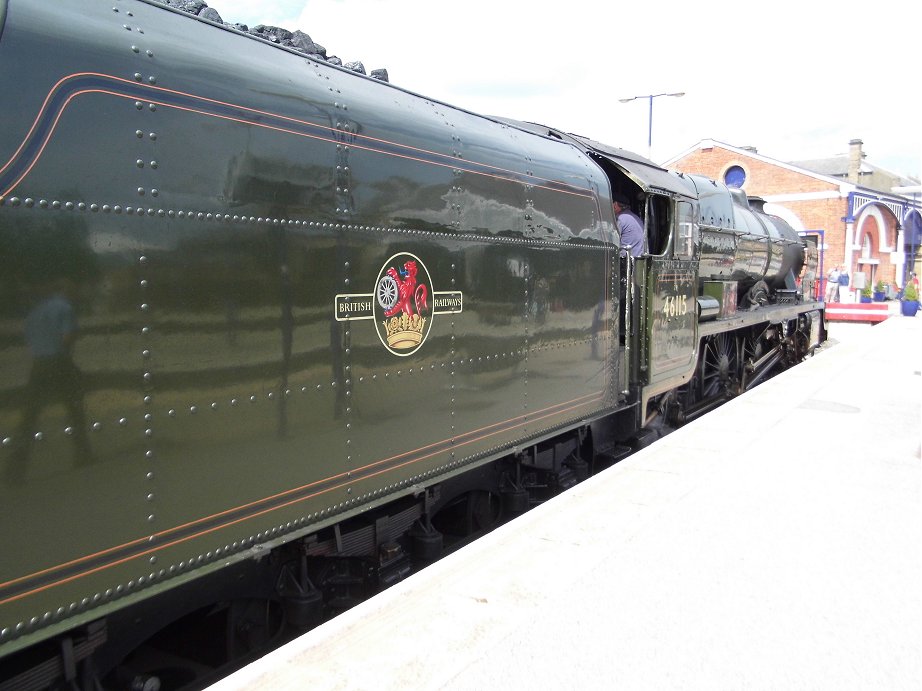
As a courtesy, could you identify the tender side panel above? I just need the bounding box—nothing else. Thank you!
[0,0,162,641]
[0,0,618,649]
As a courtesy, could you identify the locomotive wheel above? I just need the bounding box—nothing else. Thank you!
[741,325,784,390]
[785,316,812,366]
[669,332,741,425]
[698,332,740,399]
[741,325,765,364]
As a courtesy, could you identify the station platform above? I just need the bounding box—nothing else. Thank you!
[212,315,921,691]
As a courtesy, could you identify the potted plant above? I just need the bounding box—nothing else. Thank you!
[873,280,886,302]
[901,281,919,317]
[860,283,873,303]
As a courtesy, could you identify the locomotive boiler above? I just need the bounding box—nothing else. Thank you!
[0,0,824,687]
[688,174,808,300]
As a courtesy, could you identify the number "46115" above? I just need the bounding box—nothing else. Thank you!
[662,294,689,318]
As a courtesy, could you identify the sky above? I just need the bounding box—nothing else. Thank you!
[208,0,920,180]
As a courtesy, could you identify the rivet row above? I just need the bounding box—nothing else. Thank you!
[0,198,609,249]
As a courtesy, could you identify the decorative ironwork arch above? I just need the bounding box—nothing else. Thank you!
[854,203,897,251]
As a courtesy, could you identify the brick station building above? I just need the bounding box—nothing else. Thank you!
[664,139,922,301]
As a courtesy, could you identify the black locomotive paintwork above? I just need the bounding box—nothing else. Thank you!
[0,0,823,682]
[687,175,805,293]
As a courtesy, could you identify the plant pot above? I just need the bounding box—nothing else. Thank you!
[860,296,872,303]
[901,300,920,317]
[873,292,886,302]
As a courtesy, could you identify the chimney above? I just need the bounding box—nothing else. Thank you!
[847,138,864,184]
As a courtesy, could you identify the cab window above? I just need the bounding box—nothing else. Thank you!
[675,201,696,258]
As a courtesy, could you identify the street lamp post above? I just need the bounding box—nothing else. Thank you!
[618,92,685,161]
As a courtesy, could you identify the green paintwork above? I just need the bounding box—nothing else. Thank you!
[0,0,619,654]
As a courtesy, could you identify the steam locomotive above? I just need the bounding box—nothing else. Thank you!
[0,0,824,687]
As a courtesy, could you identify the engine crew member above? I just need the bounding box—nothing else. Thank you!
[613,192,645,257]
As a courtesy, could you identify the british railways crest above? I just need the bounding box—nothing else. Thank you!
[334,253,463,357]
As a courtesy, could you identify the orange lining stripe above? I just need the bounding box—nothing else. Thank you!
[0,73,616,606]
[0,390,608,604]
[1,72,593,198]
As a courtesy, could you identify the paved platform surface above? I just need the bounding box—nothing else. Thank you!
[213,315,921,691]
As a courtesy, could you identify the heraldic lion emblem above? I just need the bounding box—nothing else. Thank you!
[378,260,429,318]
[375,256,432,354]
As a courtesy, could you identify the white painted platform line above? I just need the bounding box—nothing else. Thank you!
[213,317,921,691]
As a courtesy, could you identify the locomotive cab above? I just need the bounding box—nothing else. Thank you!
[550,136,703,429]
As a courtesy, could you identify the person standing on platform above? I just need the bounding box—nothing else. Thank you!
[825,265,840,302]
[837,266,850,302]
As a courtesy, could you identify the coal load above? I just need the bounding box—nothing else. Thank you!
[157,0,389,81]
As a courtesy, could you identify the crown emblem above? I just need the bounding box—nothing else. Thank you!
[371,255,432,355]
[332,253,461,357]
[384,313,427,349]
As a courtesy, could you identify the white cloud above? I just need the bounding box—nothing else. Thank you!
[207,0,921,177]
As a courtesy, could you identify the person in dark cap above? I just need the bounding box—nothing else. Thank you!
[612,192,645,257]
